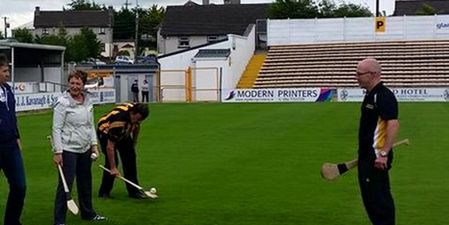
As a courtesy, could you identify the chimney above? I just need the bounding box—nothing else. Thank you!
[108,6,114,27]
[202,0,209,5]
[35,6,40,16]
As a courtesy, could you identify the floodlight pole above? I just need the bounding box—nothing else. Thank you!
[375,0,380,17]
[134,0,139,63]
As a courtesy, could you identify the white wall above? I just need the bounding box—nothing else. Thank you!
[193,59,223,101]
[163,36,206,55]
[227,29,255,90]
[158,25,256,102]
[158,34,228,55]
[268,15,449,45]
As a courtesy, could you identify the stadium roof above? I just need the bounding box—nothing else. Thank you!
[394,0,449,16]
[0,40,65,51]
[159,3,269,36]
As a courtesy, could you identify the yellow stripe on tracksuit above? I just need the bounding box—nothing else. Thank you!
[373,118,387,150]
[97,105,131,123]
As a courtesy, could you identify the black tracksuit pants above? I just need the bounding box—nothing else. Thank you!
[97,132,140,197]
[54,151,96,224]
[358,156,395,225]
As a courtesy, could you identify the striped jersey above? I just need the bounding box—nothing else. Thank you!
[97,103,139,142]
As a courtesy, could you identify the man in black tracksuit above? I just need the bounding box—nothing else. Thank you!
[97,103,149,199]
[356,58,399,225]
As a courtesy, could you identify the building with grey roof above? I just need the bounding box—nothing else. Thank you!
[157,2,269,54]
[33,6,114,57]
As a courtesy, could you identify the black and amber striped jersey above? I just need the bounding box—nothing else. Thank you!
[97,103,139,143]
[358,82,398,159]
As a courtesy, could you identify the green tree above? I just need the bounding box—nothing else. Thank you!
[80,27,101,58]
[268,0,372,19]
[318,0,337,18]
[12,28,34,43]
[114,7,135,40]
[35,27,69,47]
[333,3,372,17]
[34,26,100,62]
[268,0,319,19]
[139,4,165,50]
[66,0,102,10]
[416,3,437,15]
[68,34,90,62]
[0,31,3,39]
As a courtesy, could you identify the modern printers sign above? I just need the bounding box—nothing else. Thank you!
[222,88,333,102]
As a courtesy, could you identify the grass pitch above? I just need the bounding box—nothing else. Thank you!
[1,102,448,225]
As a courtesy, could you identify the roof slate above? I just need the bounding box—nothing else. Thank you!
[160,4,269,36]
[194,49,231,58]
[34,10,113,28]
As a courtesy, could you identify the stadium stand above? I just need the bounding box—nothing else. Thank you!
[236,53,266,88]
[252,40,449,88]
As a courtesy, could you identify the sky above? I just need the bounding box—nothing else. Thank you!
[0,0,395,35]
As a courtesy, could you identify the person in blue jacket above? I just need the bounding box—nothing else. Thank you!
[0,53,26,225]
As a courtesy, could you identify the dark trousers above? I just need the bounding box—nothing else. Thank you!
[97,132,140,197]
[54,151,96,224]
[0,142,26,225]
[141,91,149,102]
[132,92,139,102]
[358,158,395,225]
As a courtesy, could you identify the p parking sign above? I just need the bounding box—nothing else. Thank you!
[375,17,386,32]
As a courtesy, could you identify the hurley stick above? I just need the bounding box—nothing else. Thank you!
[321,138,410,181]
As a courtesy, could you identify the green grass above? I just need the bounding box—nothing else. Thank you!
[1,102,448,225]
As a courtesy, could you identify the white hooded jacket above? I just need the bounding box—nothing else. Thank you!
[52,90,97,153]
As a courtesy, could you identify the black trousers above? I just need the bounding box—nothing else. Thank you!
[0,141,26,225]
[141,91,149,102]
[132,92,139,102]
[54,151,96,224]
[97,132,140,197]
[358,156,395,225]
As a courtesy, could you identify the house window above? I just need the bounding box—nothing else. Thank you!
[207,36,218,43]
[42,28,49,35]
[101,43,106,52]
[99,28,105,34]
[178,37,190,48]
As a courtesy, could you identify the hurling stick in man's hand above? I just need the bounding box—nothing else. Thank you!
[320,138,410,181]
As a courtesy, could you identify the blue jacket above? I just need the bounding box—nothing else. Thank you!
[0,83,20,145]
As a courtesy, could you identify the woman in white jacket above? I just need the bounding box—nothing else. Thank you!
[52,70,106,225]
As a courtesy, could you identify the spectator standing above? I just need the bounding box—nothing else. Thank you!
[131,80,139,102]
[141,80,149,102]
